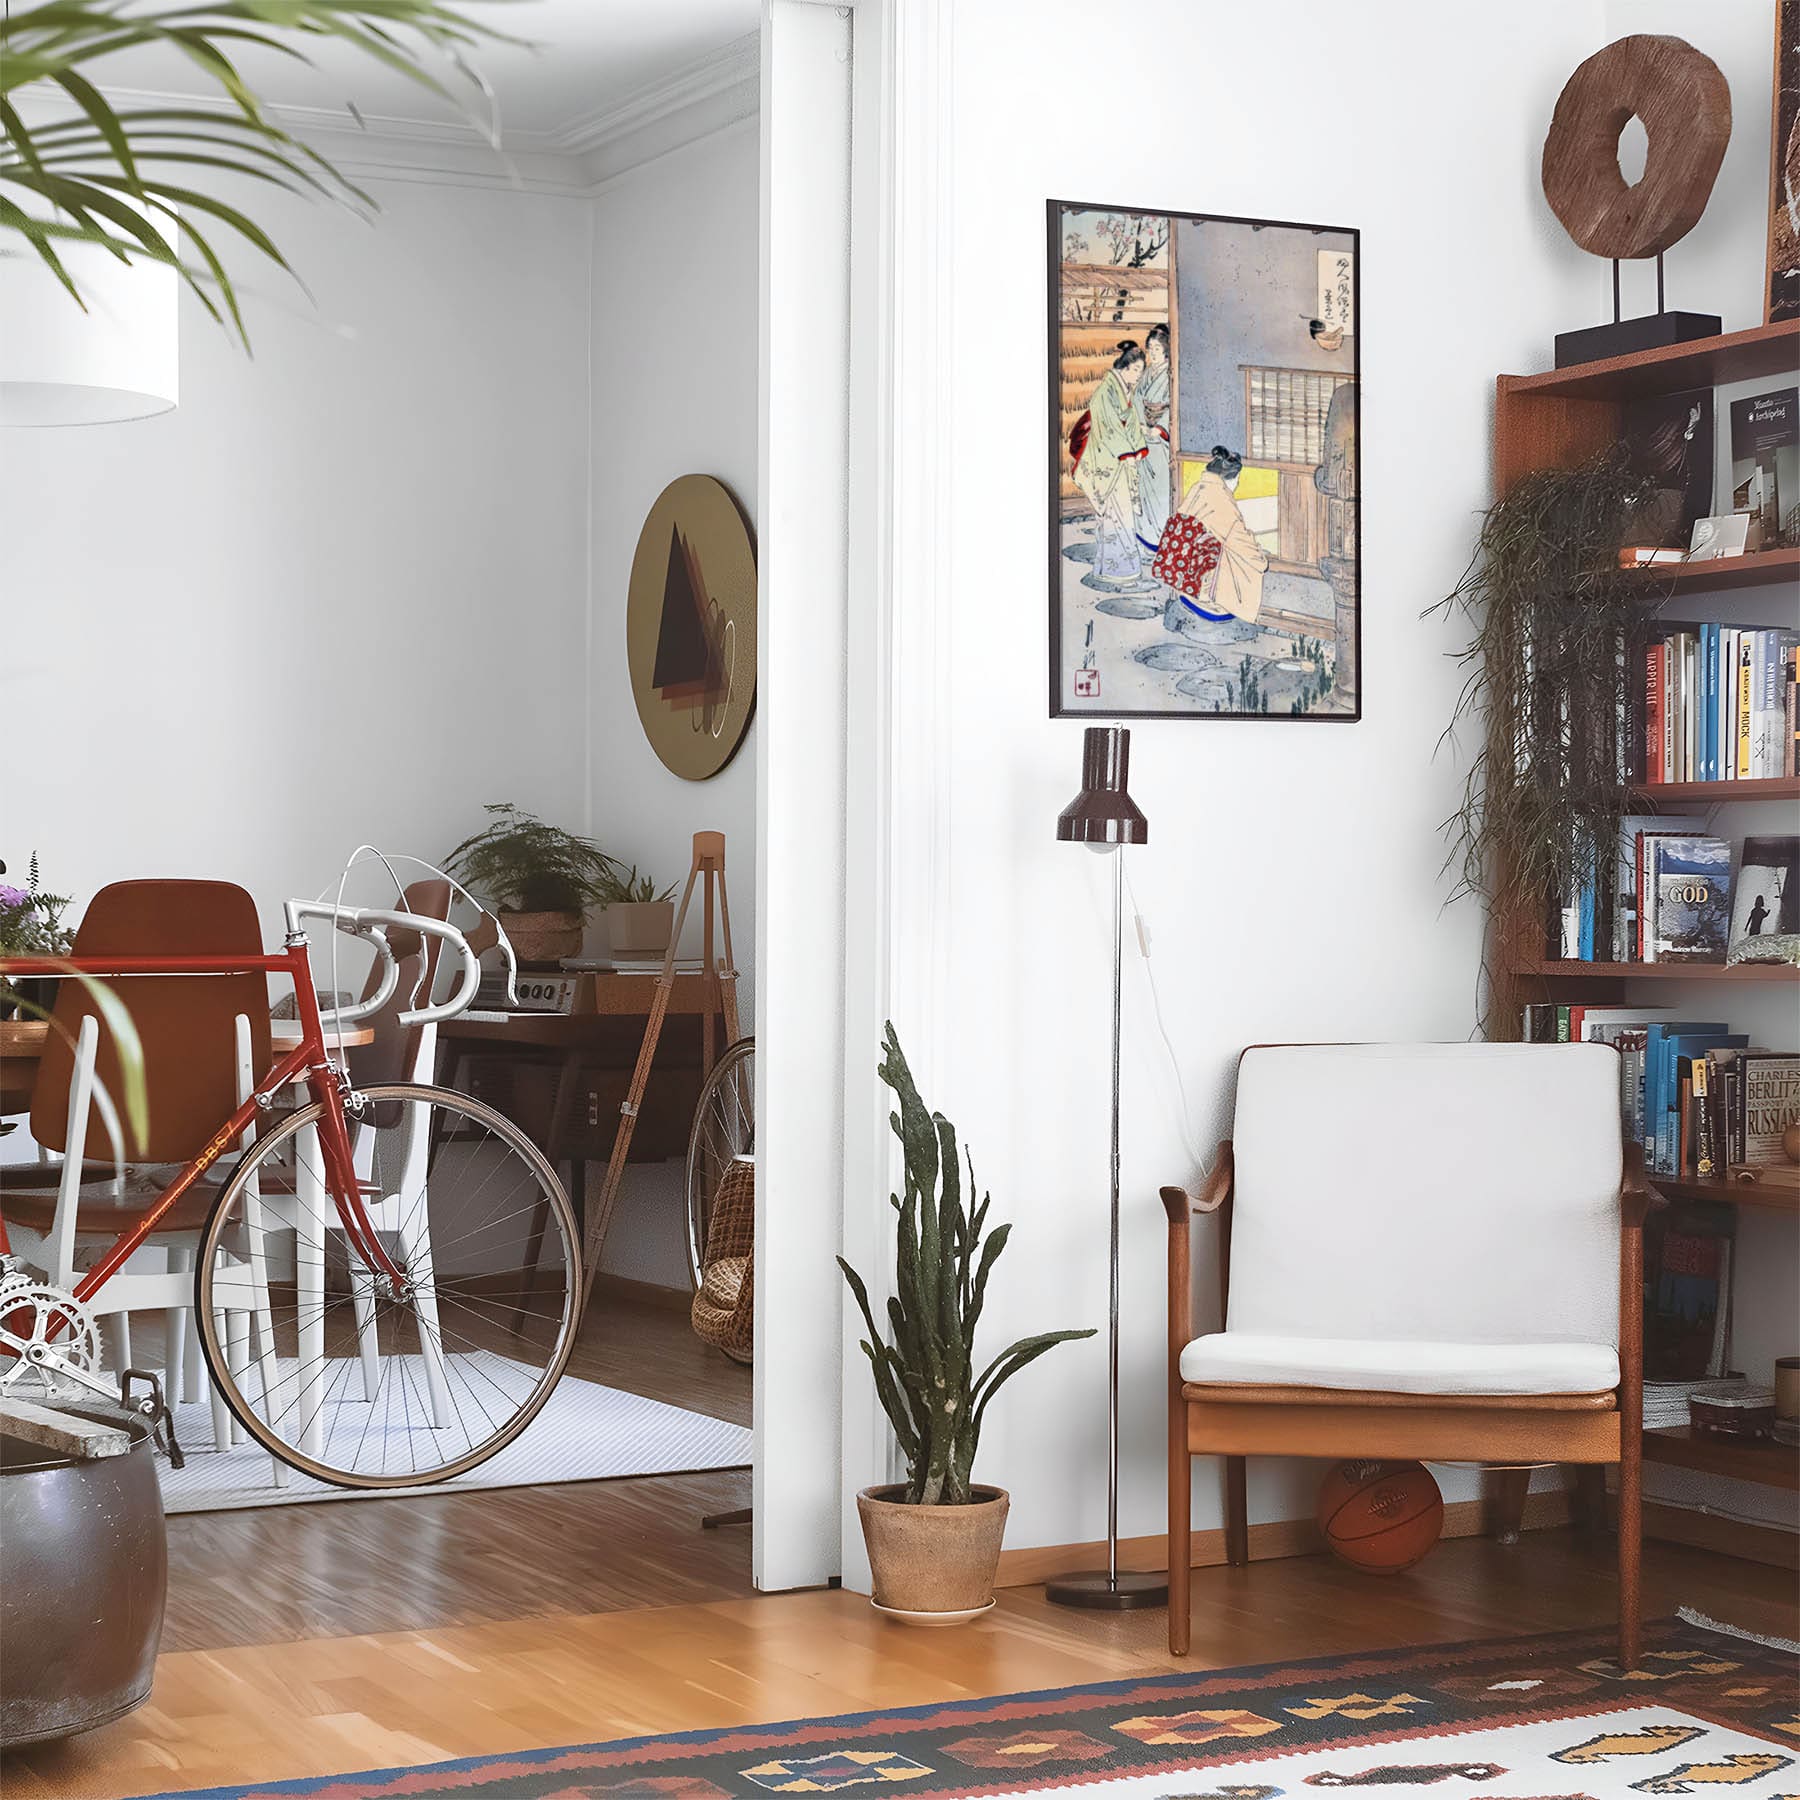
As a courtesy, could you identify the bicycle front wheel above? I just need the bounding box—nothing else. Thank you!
[195,1082,581,1488]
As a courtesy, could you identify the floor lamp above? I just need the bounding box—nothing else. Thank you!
[1045,725,1167,1611]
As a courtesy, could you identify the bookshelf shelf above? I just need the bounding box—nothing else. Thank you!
[1627,546,1800,595]
[1648,1174,1800,1214]
[1642,1425,1800,1491]
[1512,959,1800,983]
[1629,776,1800,803]
[1500,320,1800,403]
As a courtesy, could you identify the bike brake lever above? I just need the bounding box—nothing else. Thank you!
[121,1367,184,1469]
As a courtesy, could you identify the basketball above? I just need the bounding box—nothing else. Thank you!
[1315,1460,1443,1574]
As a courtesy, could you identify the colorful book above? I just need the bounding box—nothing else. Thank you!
[1647,836,1732,963]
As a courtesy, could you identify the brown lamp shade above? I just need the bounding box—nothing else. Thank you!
[1056,725,1148,847]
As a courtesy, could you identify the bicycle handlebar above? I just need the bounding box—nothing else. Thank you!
[282,900,504,1029]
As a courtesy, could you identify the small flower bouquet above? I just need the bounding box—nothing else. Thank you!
[0,854,74,1018]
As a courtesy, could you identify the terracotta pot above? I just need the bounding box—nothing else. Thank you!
[605,900,675,958]
[499,909,585,969]
[856,1484,1008,1621]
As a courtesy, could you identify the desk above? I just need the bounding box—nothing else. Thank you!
[438,973,733,1267]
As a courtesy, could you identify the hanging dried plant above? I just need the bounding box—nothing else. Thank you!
[1428,446,1668,1032]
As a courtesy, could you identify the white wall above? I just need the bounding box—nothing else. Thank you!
[2,177,592,923]
[586,119,763,1285]
[866,0,1638,1557]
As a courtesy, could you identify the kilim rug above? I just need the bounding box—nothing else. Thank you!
[133,1612,1797,1800]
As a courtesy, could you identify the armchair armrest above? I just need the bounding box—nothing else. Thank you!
[1160,1141,1234,1221]
[1162,1143,1233,1368]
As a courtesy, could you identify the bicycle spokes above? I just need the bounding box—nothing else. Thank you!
[196,1084,580,1488]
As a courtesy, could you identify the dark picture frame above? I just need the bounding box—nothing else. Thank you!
[1047,199,1362,722]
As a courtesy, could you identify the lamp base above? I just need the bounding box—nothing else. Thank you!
[1043,1568,1169,1610]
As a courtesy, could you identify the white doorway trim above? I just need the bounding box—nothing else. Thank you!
[754,0,955,1593]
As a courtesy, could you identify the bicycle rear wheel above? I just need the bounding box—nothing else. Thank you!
[685,1037,755,1290]
[195,1082,580,1488]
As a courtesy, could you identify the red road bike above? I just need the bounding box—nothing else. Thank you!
[0,900,581,1488]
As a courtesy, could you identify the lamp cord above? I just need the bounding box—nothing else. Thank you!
[1120,858,1210,1176]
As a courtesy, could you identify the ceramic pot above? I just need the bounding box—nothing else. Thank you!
[0,1405,167,1746]
[499,909,585,969]
[856,1484,1008,1623]
[605,900,676,959]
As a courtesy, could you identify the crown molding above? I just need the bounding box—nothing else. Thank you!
[13,32,761,195]
[553,31,759,157]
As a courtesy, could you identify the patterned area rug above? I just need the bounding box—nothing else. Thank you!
[133,1614,1797,1800]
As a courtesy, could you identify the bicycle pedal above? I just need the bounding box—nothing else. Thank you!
[121,1367,185,1470]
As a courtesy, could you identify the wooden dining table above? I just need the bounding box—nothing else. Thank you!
[0,1017,374,1117]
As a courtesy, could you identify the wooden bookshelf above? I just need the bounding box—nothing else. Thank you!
[1512,959,1800,983]
[1627,545,1800,595]
[1643,1426,1800,1491]
[1628,775,1800,803]
[1501,319,1800,404]
[1648,1174,1800,1215]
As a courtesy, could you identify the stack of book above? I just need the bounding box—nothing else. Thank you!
[1639,624,1800,783]
[1549,829,1797,967]
[1521,1004,1800,1182]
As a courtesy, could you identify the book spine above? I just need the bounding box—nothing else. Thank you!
[1788,646,1799,779]
[1719,627,1737,779]
[1695,1057,1715,1178]
[1666,639,1679,783]
[1702,623,1717,783]
[1678,1069,1693,1179]
[1555,1005,1571,1044]
[1737,635,1754,778]
[1643,639,1662,783]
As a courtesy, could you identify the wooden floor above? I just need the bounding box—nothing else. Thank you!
[160,1285,755,1651]
[7,1531,1796,1800]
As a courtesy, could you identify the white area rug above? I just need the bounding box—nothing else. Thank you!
[155,1366,751,1513]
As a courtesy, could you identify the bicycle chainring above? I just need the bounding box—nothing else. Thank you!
[0,1279,104,1398]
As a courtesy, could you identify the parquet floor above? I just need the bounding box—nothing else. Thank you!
[5,1299,1797,1799]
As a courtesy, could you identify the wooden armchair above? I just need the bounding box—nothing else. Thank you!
[1162,1043,1650,1668]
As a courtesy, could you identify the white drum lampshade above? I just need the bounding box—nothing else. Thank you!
[0,214,178,426]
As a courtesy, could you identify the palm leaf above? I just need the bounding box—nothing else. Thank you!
[0,0,521,343]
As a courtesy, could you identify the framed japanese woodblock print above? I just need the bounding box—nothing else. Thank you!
[1049,200,1361,721]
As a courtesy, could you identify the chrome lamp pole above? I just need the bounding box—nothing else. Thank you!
[1045,725,1167,1611]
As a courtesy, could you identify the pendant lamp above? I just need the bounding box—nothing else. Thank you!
[0,215,178,426]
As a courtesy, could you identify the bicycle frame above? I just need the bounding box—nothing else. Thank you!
[0,937,406,1301]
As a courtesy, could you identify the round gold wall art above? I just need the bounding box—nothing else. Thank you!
[625,474,757,781]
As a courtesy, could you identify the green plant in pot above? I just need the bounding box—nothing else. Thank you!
[445,805,615,968]
[594,861,678,962]
[839,1024,1094,1623]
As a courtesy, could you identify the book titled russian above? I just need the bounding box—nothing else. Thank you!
[1729,387,1798,548]
[1646,836,1732,963]
[1739,1053,1800,1167]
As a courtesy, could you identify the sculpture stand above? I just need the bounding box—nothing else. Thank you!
[1553,255,1719,368]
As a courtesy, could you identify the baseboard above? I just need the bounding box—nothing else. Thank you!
[993,1489,1571,1588]
[1639,1498,1799,1571]
[589,1272,692,1314]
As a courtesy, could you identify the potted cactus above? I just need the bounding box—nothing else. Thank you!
[838,1025,1094,1624]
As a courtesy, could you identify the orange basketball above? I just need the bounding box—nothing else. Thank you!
[1315,1460,1443,1574]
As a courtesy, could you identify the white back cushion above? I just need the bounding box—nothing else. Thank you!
[1227,1044,1622,1348]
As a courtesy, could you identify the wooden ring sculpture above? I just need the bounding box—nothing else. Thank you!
[1541,34,1731,260]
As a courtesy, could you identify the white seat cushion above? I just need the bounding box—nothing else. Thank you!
[1180,1332,1619,1397]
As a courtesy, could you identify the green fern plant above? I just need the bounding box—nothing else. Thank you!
[444,804,616,915]
[1,1,515,346]
[838,1024,1094,1506]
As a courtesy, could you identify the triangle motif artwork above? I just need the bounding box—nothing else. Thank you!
[652,525,725,709]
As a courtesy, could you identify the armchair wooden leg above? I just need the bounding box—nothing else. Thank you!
[1168,1447,1191,1656]
[1487,1466,1531,1544]
[1224,1456,1248,1568]
[1617,1446,1642,1670]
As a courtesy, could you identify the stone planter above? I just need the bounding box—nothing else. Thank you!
[604,900,675,959]
[0,1405,167,1746]
[499,909,585,969]
[856,1484,1009,1624]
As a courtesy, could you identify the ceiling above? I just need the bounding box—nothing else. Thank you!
[92,0,761,147]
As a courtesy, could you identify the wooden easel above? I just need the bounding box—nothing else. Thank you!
[580,831,740,1312]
